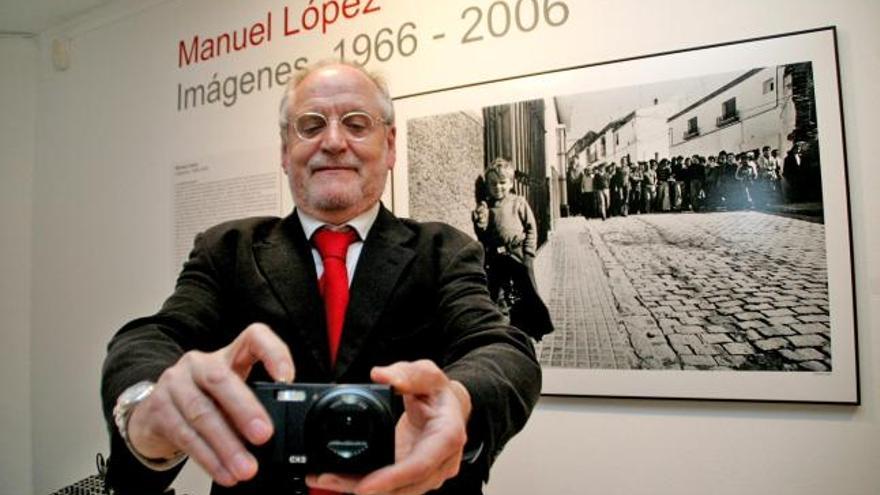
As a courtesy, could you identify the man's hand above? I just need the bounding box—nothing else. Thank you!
[307,360,472,495]
[126,323,294,486]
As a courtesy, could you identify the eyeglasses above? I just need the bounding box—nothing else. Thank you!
[290,111,387,142]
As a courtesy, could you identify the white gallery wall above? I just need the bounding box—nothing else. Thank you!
[4,0,879,494]
[0,36,36,495]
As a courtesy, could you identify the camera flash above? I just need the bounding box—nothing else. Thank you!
[277,390,307,402]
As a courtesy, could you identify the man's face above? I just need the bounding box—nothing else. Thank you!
[281,65,396,222]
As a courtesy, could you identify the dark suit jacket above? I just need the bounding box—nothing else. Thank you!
[101,206,541,495]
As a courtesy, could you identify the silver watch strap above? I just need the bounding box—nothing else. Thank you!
[115,381,187,471]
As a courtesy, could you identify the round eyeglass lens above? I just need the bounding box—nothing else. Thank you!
[340,112,374,139]
[293,112,378,141]
[294,113,327,140]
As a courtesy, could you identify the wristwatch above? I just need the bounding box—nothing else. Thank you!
[113,380,186,471]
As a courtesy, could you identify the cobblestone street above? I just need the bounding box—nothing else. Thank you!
[533,211,831,371]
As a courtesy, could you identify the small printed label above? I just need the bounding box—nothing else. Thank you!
[288,455,307,464]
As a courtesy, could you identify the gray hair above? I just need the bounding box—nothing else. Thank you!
[279,59,395,144]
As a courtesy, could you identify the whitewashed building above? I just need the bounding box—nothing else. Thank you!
[569,101,676,169]
[607,102,677,164]
[667,66,798,156]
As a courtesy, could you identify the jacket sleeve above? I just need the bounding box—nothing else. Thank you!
[101,229,231,494]
[434,237,542,481]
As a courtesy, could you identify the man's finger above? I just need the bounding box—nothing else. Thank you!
[385,454,459,495]
[150,390,238,487]
[355,453,455,495]
[371,360,447,395]
[191,355,274,446]
[167,362,259,482]
[355,428,463,494]
[226,323,295,383]
[305,473,363,493]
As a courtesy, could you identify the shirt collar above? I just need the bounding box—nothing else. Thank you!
[296,202,381,242]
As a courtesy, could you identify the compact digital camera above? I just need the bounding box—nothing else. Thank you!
[251,382,399,475]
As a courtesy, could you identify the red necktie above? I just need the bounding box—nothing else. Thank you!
[311,227,358,495]
[312,227,359,368]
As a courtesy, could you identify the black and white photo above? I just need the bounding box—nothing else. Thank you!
[393,27,858,402]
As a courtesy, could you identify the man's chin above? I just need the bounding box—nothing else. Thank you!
[293,177,383,218]
[305,187,362,212]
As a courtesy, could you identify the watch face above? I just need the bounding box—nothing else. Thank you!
[115,381,155,435]
[120,381,154,406]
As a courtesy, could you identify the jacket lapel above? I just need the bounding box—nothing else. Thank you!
[334,206,415,379]
[253,214,331,376]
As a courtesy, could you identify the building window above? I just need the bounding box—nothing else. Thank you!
[684,116,699,139]
[717,97,739,127]
[722,98,736,118]
[763,77,775,94]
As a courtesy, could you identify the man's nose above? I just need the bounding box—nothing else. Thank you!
[320,120,347,153]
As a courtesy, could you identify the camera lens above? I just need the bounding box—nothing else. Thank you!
[325,395,373,459]
[304,386,395,472]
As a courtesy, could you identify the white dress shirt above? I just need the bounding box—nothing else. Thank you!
[296,202,381,285]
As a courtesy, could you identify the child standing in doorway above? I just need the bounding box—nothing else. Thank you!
[472,158,553,340]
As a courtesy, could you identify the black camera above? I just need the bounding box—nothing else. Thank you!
[251,382,399,476]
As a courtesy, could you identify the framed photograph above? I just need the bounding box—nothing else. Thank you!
[391,27,858,403]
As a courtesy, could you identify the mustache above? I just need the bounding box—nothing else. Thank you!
[308,153,362,170]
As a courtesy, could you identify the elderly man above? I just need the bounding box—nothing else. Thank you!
[101,61,541,495]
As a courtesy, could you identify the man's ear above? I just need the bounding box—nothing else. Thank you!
[385,125,397,170]
[281,142,290,175]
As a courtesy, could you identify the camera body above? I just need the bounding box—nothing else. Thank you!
[251,382,398,476]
